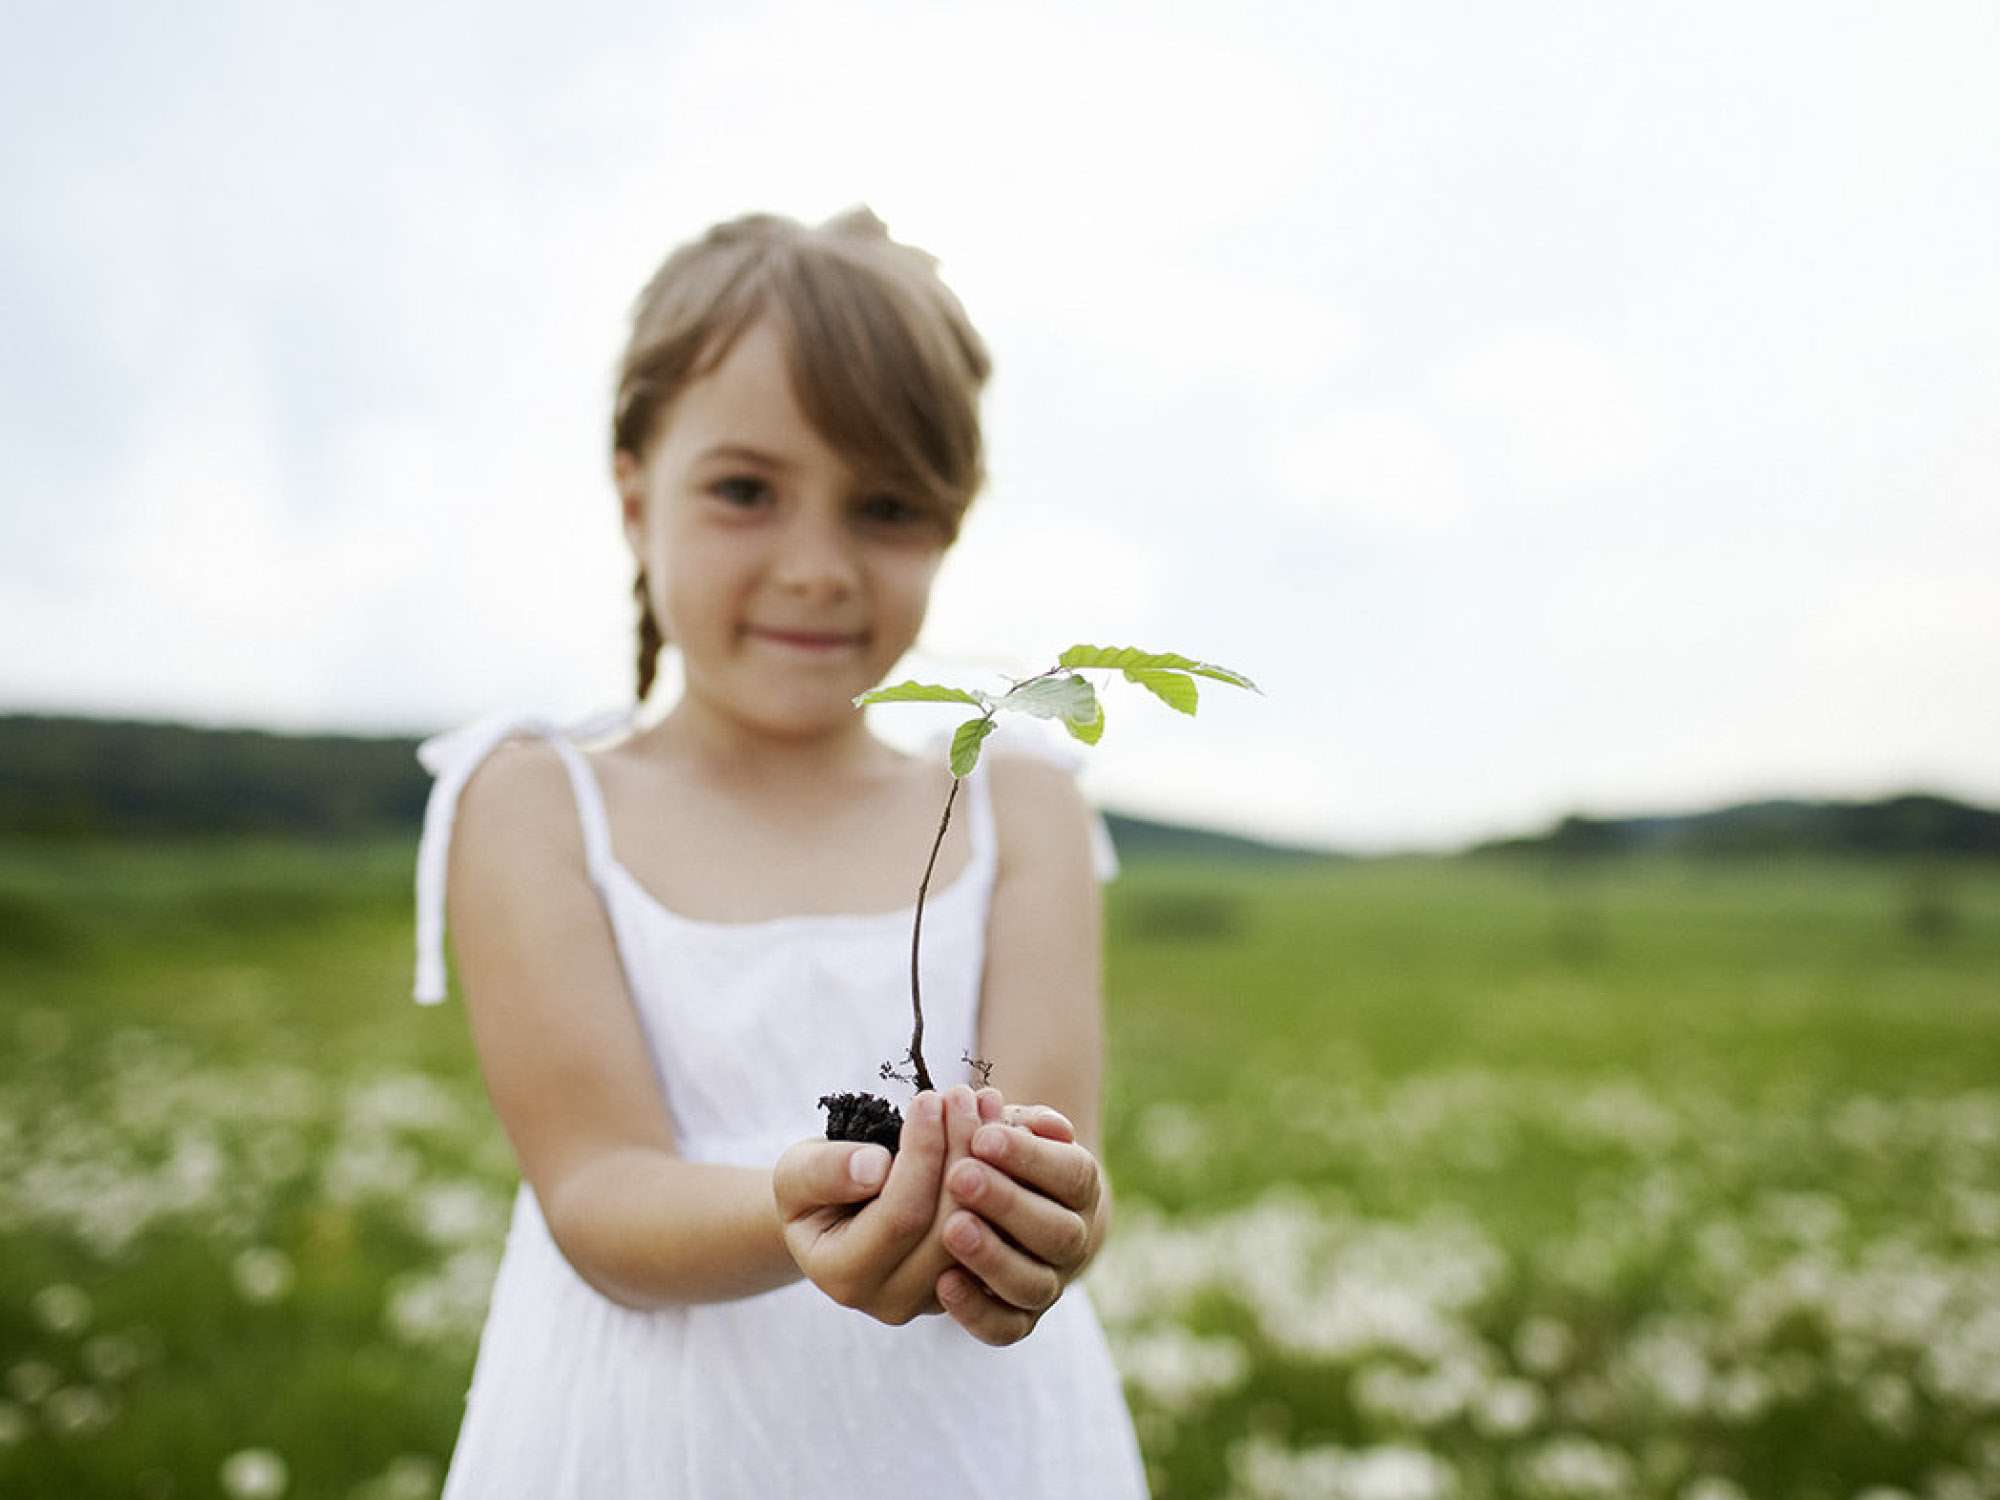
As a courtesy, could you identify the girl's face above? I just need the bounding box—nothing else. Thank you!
[617,317,952,744]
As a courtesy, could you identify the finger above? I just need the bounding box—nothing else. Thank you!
[866,1083,980,1317]
[977,1087,1005,1125]
[937,1267,1038,1347]
[944,1204,1068,1314]
[1002,1104,1075,1143]
[970,1124,1100,1217]
[946,1156,1091,1278]
[772,1138,892,1220]
[944,1083,982,1173]
[843,1091,945,1260]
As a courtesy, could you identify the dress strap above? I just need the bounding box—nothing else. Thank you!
[412,705,634,1005]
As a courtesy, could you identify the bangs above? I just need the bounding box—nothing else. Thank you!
[616,210,990,544]
[763,248,988,540]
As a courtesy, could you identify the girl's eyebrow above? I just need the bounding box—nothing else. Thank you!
[697,442,794,471]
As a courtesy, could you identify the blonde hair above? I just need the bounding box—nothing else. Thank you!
[614,208,993,700]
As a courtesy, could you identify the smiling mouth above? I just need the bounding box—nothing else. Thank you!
[746,627,867,650]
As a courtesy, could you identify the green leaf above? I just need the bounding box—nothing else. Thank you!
[950,716,997,777]
[994,672,1099,724]
[1125,668,1198,715]
[853,680,991,710]
[1064,695,1106,746]
[1058,644,1261,694]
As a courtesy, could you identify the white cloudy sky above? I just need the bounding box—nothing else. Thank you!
[4,0,1995,851]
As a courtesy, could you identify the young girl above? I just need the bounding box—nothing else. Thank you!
[410,208,1149,1497]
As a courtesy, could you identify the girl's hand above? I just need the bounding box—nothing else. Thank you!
[772,1084,984,1326]
[933,1087,1100,1347]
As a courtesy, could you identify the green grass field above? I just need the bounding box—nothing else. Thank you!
[2,839,1997,1499]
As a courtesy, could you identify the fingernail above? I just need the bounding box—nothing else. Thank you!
[951,1161,985,1200]
[948,1215,982,1253]
[917,1092,942,1123]
[973,1124,1007,1159]
[850,1148,887,1187]
[954,1086,977,1121]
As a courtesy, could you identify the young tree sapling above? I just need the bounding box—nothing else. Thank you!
[818,645,1260,1152]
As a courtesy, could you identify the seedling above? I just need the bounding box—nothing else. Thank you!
[818,644,1260,1152]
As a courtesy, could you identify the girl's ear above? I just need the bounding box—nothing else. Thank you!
[614,450,647,555]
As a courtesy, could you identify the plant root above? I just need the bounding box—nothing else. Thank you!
[818,1092,904,1154]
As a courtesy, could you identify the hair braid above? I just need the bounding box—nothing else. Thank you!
[634,569,665,701]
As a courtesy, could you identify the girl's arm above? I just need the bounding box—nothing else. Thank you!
[446,743,802,1308]
[931,752,1119,1342]
[973,752,1111,1169]
[447,742,970,1318]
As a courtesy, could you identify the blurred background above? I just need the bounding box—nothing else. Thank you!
[2,2,1996,1497]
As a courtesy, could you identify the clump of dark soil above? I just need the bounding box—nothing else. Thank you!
[818,1092,904,1155]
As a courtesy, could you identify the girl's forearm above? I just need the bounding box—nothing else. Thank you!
[544,1148,801,1311]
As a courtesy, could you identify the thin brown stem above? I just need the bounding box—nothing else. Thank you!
[906,775,962,1094]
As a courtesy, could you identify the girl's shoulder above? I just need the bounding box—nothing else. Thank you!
[941,722,1120,884]
[451,737,599,892]
[985,751,1098,875]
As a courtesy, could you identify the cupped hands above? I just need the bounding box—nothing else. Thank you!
[934,1084,1102,1347]
[773,1082,1103,1348]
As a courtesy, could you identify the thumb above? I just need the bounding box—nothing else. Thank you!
[774,1139,892,1216]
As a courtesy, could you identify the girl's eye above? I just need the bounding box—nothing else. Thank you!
[711,476,768,507]
[858,493,927,527]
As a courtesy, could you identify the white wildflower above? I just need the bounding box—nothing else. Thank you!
[378,1454,443,1500]
[232,1246,297,1304]
[1947,1187,2000,1240]
[81,1333,141,1382]
[345,1072,464,1134]
[412,1179,505,1248]
[1112,1326,1248,1413]
[1925,1469,1983,1500]
[43,1384,116,1436]
[1512,1434,1635,1498]
[1137,1102,1210,1169]
[1227,1433,1456,1500]
[1515,1315,1576,1375]
[1620,1321,1711,1414]
[220,1446,289,1499]
[1344,1445,1458,1500]
[5,1359,59,1404]
[1920,1303,2000,1407]
[31,1282,93,1336]
[1472,1378,1545,1437]
[1859,1372,1917,1437]
[1709,1366,1773,1423]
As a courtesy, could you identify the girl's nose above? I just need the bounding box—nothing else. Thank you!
[771,513,861,598]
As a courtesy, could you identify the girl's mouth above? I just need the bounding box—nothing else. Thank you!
[746,627,866,652]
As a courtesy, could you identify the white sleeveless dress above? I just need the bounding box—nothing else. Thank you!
[411,707,1148,1499]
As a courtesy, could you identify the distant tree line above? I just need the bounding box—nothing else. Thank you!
[0,714,1329,862]
[0,716,428,838]
[1472,795,2000,860]
[4,714,1992,859]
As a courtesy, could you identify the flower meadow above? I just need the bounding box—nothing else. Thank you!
[1,840,1995,1498]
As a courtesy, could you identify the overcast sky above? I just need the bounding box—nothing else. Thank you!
[4,0,1995,851]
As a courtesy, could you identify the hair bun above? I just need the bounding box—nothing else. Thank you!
[822,204,891,240]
